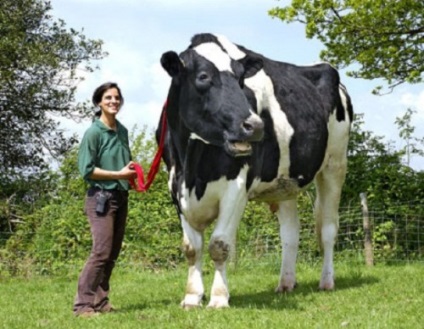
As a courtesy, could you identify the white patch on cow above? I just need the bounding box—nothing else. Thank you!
[189,132,211,144]
[313,89,350,291]
[179,166,248,228]
[168,165,176,192]
[179,179,220,228]
[245,69,294,177]
[213,165,248,238]
[215,34,247,60]
[325,99,351,164]
[180,213,205,307]
[339,85,351,122]
[194,43,233,73]
[275,199,299,292]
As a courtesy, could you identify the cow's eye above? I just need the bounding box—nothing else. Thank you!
[198,72,209,81]
[196,71,212,91]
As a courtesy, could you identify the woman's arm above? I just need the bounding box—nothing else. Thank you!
[89,161,137,180]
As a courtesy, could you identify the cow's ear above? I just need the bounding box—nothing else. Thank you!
[239,56,263,79]
[161,51,184,78]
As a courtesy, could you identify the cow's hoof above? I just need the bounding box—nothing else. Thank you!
[180,294,203,309]
[318,281,335,291]
[319,273,334,290]
[207,296,229,309]
[181,302,201,310]
[275,281,297,293]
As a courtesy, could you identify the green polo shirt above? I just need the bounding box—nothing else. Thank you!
[78,118,132,191]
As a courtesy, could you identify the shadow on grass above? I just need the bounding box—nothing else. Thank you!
[229,272,379,310]
[116,298,180,313]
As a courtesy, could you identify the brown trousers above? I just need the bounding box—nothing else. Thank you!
[73,188,128,313]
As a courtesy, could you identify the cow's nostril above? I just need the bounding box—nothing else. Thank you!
[242,117,264,141]
[243,122,254,132]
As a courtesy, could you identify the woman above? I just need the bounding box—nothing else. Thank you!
[73,82,137,317]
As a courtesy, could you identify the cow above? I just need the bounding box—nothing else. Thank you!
[157,33,353,309]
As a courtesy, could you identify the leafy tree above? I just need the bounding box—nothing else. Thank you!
[395,108,424,166]
[269,0,424,93]
[0,0,106,238]
[0,0,106,184]
[342,113,423,206]
[341,113,424,261]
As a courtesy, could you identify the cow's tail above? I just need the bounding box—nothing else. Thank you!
[338,83,354,123]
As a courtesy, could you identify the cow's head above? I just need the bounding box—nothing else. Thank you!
[160,35,264,157]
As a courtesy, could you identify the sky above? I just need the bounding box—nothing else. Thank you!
[50,0,424,170]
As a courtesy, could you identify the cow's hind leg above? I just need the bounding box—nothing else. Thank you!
[181,216,205,308]
[315,159,347,290]
[275,199,300,293]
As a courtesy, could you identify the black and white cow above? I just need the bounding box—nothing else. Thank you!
[157,33,353,309]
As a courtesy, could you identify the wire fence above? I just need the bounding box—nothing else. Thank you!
[235,198,424,265]
[0,198,423,277]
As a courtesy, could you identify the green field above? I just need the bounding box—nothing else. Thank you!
[0,261,423,329]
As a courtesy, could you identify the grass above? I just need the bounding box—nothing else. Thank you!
[0,259,423,329]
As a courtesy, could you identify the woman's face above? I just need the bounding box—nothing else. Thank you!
[99,87,121,116]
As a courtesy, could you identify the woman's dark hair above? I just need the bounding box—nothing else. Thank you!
[92,82,124,118]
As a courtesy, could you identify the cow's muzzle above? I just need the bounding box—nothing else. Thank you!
[225,115,264,157]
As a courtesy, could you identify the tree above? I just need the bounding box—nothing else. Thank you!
[395,108,424,166]
[269,0,424,94]
[0,0,106,184]
[342,113,413,206]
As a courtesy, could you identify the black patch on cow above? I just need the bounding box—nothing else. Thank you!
[266,64,329,187]
[242,85,257,113]
[237,55,263,80]
[297,63,350,123]
[190,33,225,52]
[246,110,280,190]
[184,140,248,200]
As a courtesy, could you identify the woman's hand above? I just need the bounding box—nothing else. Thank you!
[119,161,137,180]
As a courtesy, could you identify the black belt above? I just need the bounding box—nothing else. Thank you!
[87,187,128,197]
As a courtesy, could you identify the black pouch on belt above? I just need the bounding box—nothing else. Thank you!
[96,190,108,215]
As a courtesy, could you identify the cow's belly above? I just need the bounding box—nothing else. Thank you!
[248,176,305,202]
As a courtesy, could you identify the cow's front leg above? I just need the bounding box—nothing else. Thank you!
[275,199,300,293]
[180,217,204,309]
[207,236,230,308]
[207,175,247,308]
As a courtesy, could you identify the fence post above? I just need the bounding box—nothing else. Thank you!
[360,192,374,266]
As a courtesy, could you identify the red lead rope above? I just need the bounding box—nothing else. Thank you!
[129,101,168,192]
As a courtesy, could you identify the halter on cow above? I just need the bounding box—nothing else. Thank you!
[157,33,353,308]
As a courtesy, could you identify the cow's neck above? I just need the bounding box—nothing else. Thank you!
[166,85,191,166]
[166,112,191,168]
